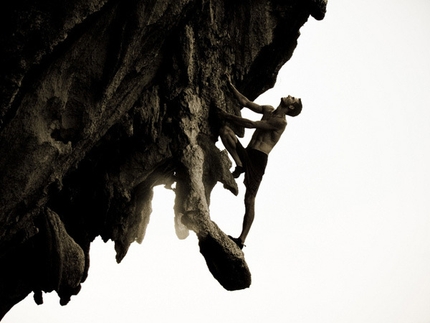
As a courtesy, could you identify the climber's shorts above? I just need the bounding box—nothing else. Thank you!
[235,141,268,195]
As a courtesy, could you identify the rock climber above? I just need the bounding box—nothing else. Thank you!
[218,76,302,249]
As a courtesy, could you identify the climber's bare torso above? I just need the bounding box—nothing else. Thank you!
[247,105,287,155]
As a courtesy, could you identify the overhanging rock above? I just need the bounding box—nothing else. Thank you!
[0,0,327,318]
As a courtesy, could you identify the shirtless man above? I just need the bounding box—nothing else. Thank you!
[218,78,302,248]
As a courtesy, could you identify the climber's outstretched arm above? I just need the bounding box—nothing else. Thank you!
[227,76,267,114]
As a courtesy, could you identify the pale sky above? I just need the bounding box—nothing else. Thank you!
[4,1,430,322]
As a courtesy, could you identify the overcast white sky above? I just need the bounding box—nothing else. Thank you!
[4,1,430,322]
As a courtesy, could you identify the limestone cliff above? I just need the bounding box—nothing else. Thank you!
[0,0,326,319]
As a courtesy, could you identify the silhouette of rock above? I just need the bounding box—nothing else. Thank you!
[0,0,327,319]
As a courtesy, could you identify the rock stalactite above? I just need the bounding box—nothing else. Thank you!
[0,0,327,319]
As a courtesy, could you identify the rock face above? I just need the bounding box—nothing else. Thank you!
[0,0,326,319]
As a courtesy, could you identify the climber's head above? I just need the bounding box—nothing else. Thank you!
[280,96,302,117]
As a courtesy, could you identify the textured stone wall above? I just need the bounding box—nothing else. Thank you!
[0,0,326,319]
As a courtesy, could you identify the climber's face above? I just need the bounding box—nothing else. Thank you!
[281,95,298,106]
